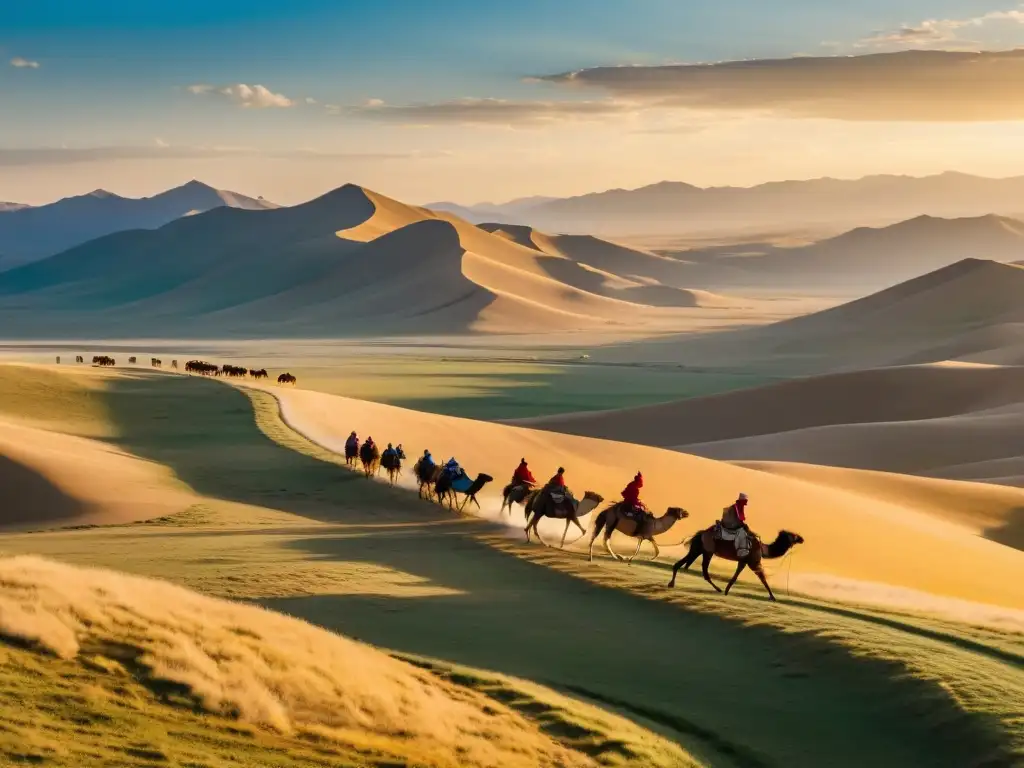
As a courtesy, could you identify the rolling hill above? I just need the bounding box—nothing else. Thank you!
[466,172,1024,236]
[665,214,1024,295]
[521,362,1024,492]
[0,180,278,266]
[602,258,1024,372]
[0,184,759,338]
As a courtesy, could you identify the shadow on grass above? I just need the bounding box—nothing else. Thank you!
[264,528,1017,768]
[95,372,426,523]
[94,372,1019,768]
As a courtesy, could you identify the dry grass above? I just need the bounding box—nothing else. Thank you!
[0,555,599,768]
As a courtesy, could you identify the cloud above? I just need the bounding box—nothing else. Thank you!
[858,7,1024,48]
[186,83,294,108]
[345,97,633,126]
[538,49,1024,121]
[0,144,423,167]
[10,57,40,69]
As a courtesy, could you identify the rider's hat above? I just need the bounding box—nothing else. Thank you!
[738,492,748,501]
[557,466,565,473]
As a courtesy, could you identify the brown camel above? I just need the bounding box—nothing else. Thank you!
[359,443,380,478]
[524,489,604,548]
[413,459,442,500]
[588,503,689,563]
[500,482,535,517]
[667,528,805,602]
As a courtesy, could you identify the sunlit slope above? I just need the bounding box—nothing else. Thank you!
[0,185,753,336]
[269,385,1024,608]
[0,555,641,768]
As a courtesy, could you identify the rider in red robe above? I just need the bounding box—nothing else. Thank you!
[621,472,644,507]
[512,458,536,487]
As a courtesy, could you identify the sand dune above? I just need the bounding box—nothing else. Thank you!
[266,384,1024,610]
[523,362,1024,499]
[0,184,787,338]
[0,417,192,529]
[604,258,1024,372]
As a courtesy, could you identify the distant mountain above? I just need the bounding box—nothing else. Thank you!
[669,214,1024,295]
[466,172,1024,236]
[0,184,725,339]
[0,180,278,266]
[620,257,1024,374]
[0,202,30,213]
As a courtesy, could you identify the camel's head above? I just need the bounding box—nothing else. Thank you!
[583,491,605,503]
[666,507,689,520]
[780,530,805,546]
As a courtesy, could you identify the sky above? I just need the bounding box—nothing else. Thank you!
[6,1,1024,205]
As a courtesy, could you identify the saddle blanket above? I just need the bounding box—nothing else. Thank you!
[451,474,473,493]
[715,524,740,542]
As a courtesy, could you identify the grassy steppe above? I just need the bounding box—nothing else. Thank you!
[0,368,1019,767]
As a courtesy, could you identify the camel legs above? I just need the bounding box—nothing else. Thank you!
[525,512,539,543]
[560,519,571,548]
[701,552,722,593]
[648,538,661,562]
[603,530,622,561]
[667,547,700,587]
[625,537,644,564]
[752,565,777,602]
[724,561,747,595]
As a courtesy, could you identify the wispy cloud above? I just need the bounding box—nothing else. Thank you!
[0,144,424,167]
[857,6,1024,49]
[10,57,40,69]
[538,49,1024,121]
[186,83,295,109]
[345,97,633,126]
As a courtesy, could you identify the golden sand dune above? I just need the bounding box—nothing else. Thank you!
[521,365,1024,485]
[268,385,1024,609]
[0,419,192,529]
[0,556,597,768]
[601,258,1024,371]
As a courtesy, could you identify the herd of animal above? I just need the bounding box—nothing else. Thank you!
[337,436,805,601]
[56,354,296,384]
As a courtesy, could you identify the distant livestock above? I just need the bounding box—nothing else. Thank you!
[152,358,162,368]
[128,356,137,364]
[249,368,269,380]
[185,360,219,375]
[171,360,178,369]
[278,373,297,385]
[92,356,115,367]
[220,364,248,378]
[55,356,60,364]
[75,356,84,364]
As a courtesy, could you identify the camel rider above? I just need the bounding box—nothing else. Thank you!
[720,493,751,558]
[419,449,436,479]
[345,431,358,452]
[443,457,462,481]
[382,443,398,467]
[365,436,376,451]
[544,467,574,505]
[621,472,650,526]
[511,458,536,488]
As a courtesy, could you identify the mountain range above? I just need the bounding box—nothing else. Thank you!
[436,172,1024,236]
[0,181,277,267]
[0,184,723,338]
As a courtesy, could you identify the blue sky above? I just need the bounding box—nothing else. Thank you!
[5,1,1024,204]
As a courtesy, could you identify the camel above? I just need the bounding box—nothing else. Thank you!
[278,373,296,385]
[359,443,380,478]
[524,489,604,548]
[500,482,535,517]
[381,445,406,486]
[435,471,493,512]
[413,460,442,500]
[128,356,137,364]
[667,528,805,602]
[345,441,359,468]
[588,503,690,563]
[75,356,84,364]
